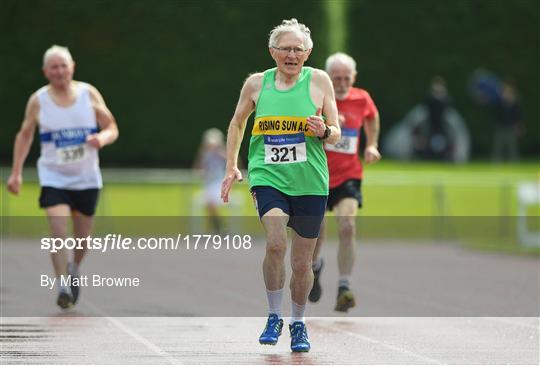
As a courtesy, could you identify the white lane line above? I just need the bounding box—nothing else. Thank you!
[314,321,443,365]
[481,317,540,330]
[361,286,540,322]
[81,300,180,365]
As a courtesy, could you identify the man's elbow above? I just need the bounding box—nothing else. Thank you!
[104,121,119,141]
[332,125,341,141]
[229,117,246,132]
[112,123,119,137]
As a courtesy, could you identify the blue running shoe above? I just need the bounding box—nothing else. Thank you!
[259,314,283,345]
[289,321,310,352]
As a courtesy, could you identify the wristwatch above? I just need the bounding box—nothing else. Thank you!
[319,125,331,140]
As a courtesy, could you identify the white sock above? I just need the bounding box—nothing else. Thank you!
[290,301,305,323]
[339,276,350,289]
[312,258,322,271]
[266,288,283,317]
[59,279,72,295]
[68,262,80,277]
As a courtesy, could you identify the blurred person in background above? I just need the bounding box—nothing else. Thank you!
[468,70,524,162]
[6,45,119,309]
[384,77,470,163]
[309,52,380,312]
[468,68,501,107]
[492,79,523,162]
[193,128,227,233]
[412,76,454,161]
[425,76,452,160]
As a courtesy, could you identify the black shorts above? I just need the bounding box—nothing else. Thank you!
[39,186,100,216]
[327,179,363,211]
[251,186,327,239]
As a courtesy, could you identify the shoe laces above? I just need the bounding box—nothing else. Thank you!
[265,315,282,333]
[290,323,308,343]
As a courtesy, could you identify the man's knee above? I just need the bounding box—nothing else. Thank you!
[48,221,69,238]
[291,257,312,275]
[337,217,356,239]
[266,240,287,259]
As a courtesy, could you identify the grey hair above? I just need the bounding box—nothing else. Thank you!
[43,45,73,67]
[325,52,357,73]
[268,18,313,49]
[203,128,224,145]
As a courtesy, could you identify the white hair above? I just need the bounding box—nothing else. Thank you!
[203,128,224,146]
[325,52,357,73]
[43,45,73,68]
[268,18,313,49]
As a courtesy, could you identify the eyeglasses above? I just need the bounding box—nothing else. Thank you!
[331,76,353,82]
[272,46,308,56]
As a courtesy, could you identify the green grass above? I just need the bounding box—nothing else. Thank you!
[2,161,538,217]
[1,182,535,217]
[0,183,254,216]
[1,161,538,254]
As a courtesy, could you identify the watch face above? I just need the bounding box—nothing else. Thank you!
[324,126,331,138]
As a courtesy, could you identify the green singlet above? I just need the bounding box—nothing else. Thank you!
[248,67,329,196]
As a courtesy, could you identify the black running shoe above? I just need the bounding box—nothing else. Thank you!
[57,291,74,309]
[308,258,323,303]
[334,286,356,312]
[68,263,80,304]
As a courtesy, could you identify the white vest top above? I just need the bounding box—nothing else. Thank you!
[37,82,102,189]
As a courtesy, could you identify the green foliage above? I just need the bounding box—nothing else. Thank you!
[1,0,538,166]
[0,0,326,166]
[347,0,539,156]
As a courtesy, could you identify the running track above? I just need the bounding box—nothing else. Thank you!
[1,238,538,364]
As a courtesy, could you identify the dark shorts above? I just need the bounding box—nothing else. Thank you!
[39,187,100,216]
[327,179,363,211]
[250,186,327,239]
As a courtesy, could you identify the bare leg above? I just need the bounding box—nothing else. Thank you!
[258,209,289,343]
[308,216,326,303]
[261,208,289,291]
[290,231,317,305]
[312,216,326,263]
[333,198,358,312]
[334,198,358,277]
[289,230,315,352]
[205,203,222,233]
[46,204,71,277]
[72,210,94,267]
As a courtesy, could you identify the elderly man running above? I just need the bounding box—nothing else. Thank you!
[221,19,340,352]
[309,52,381,312]
[7,45,118,309]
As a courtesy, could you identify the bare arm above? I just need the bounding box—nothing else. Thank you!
[7,94,39,194]
[221,73,261,203]
[320,71,341,144]
[307,70,341,144]
[364,112,380,148]
[363,111,381,164]
[87,85,119,148]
